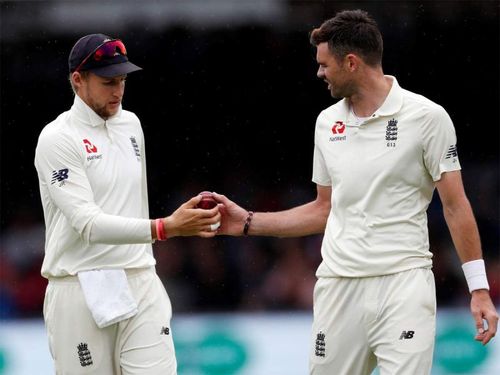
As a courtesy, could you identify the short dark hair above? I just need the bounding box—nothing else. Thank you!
[310,9,383,66]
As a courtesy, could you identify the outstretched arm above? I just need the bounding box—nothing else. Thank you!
[213,184,331,237]
[436,170,498,345]
[151,194,221,240]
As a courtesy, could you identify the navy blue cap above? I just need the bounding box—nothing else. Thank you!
[68,34,142,77]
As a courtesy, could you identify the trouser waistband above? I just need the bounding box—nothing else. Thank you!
[48,267,155,284]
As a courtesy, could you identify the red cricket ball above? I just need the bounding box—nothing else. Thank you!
[196,191,217,209]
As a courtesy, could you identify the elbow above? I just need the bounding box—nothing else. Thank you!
[76,216,96,245]
[315,200,331,232]
[319,200,331,222]
[69,206,101,245]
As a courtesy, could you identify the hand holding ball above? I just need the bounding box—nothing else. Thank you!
[196,191,218,209]
[197,191,220,231]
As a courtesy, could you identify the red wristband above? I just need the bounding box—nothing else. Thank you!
[156,218,167,241]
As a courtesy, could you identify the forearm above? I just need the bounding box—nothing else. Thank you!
[88,213,152,244]
[442,196,483,263]
[248,200,329,237]
[435,153,497,345]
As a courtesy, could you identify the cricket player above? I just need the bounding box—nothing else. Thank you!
[34,34,221,374]
[214,10,498,374]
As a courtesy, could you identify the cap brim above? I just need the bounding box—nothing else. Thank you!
[89,61,142,78]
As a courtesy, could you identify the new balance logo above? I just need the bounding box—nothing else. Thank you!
[160,326,170,335]
[51,168,69,185]
[445,144,458,159]
[399,330,415,340]
[77,342,93,367]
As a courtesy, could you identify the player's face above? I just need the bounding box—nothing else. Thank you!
[77,73,126,119]
[316,43,355,99]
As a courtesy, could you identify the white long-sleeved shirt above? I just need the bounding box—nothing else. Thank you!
[312,76,461,278]
[35,95,155,278]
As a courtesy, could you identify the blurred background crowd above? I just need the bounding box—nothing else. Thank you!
[1,0,498,319]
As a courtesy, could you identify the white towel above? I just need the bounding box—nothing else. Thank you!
[78,269,138,328]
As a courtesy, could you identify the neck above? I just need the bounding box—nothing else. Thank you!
[349,68,392,117]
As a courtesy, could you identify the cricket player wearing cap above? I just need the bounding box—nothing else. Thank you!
[35,34,220,374]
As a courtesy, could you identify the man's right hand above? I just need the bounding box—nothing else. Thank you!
[163,195,221,238]
[212,192,249,236]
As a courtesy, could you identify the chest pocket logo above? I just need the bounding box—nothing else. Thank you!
[83,139,98,153]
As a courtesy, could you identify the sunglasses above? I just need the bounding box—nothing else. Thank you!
[75,39,127,72]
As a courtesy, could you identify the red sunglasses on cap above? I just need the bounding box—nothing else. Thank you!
[75,39,127,73]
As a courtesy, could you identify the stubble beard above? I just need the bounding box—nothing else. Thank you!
[330,80,355,100]
[330,87,342,99]
[90,101,115,120]
[83,87,117,120]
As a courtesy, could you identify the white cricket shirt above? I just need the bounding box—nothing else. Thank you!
[313,76,461,277]
[35,95,155,278]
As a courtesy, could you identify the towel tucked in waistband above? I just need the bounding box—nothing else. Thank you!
[77,269,138,328]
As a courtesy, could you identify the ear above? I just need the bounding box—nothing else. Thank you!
[344,53,360,72]
[71,72,85,91]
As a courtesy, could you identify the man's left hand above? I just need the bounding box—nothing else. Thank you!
[471,289,498,345]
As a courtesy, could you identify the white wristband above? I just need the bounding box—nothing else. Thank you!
[462,259,489,293]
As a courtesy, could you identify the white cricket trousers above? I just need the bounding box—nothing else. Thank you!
[44,267,177,375]
[309,267,436,375]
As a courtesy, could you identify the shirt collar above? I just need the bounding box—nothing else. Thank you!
[372,75,403,117]
[71,94,122,127]
[340,75,403,127]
